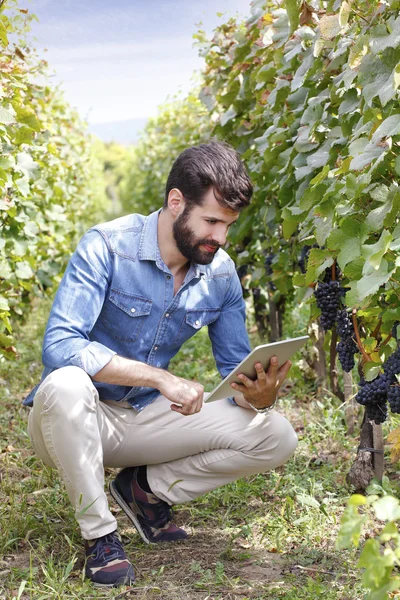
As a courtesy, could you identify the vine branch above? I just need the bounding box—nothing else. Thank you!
[380,333,392,348]
[331,261,336,282]
[352,308,372,363]
[372,318,382,339]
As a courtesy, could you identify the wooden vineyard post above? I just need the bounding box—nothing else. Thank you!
[343,371,356,435]
[347,412,374,492]
[330,328,344,402]
[314,325,327,393]
[372,423,384,483]
[347,412,384,491]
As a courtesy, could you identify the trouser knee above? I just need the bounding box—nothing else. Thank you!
[258,412,298,467]
[35,366,97,417]
[271,414,298,463]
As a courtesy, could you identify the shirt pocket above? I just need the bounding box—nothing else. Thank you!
[173,308,221,346]
[99,289,153,342]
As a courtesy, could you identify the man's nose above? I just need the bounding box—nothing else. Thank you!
[213,227,227,246]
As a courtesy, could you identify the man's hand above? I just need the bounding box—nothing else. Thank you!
[230,356,292,410]
[158,371,204,416]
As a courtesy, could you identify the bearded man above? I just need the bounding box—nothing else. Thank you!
[24,140,297,587]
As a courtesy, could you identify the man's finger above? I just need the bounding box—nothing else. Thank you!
[236,373,256,389]
[196,393,204,413]
[255,362,267,383]
[170,403,186,415]
[230,381,246,393]
[196,386,204,413]
[267,356,279,377]
[277,360,292,384]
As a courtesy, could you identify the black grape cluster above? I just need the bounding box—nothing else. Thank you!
[298,244,319,274]
[355,347,400,423]
[388,385,400,414]
[299,245,311,274]
[264,254,274,275]
[314,281,343,331]
[337,338,359,372]
[264,253,276,291]
[336,309,353,338]
[356,374,389,424]
[366,401,388,425]
[356,373,388,407]
[314,268,360,370]
[336,309,359,372]
[383,346,400,382]
[384,346,400,414]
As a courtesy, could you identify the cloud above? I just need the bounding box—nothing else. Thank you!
[44,36,195,63]
[30,0,253,133]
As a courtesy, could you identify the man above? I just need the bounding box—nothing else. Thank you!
[25,140,298,588]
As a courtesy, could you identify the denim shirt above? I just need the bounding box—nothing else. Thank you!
[23,209,251,411]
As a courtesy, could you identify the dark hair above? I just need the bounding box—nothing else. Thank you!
[164,139,253,211]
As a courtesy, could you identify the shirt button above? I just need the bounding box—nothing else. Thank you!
[166,275,171,280]
[130,308,136,313]
[154,346,158,351]
[195,320,200,327]
[165,313,170,318]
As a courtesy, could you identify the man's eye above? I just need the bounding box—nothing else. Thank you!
[206,220,217,224]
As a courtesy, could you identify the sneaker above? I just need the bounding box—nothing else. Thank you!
[109,466,188,544]
[85,531,135,587]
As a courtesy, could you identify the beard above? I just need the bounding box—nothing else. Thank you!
[172,210,220,265]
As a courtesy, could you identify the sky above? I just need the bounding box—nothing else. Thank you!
[27,0,253,142]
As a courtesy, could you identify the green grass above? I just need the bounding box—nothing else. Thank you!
[0,296,395,599]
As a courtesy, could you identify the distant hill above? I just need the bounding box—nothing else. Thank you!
[89,117,149,145]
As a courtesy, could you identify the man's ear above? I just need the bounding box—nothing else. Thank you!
[167,188,185,217]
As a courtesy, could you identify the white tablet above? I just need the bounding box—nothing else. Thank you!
[205,335,309,403]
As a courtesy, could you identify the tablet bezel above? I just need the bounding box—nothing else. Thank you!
[205,335,309,403]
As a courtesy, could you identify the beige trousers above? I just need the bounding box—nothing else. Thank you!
[27,366,298,540]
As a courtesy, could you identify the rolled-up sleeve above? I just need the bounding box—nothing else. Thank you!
[208,266,251,380]
[42,229,116,376]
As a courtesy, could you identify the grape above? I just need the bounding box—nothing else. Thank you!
[356,374,388,407]
[383,346,400,385]
[298,244,320,274]
[314,281,342,331]
[356,374,388,424]
[388,385,400,414]
[336,309,354,339]
[337,337,358,372]
[264,254,274,276]
[323,265,342,283]
[299,245,311,274]
[236,265,248,280]
[355,348,400,423]
[366,401,388,424]
[264,254,276,291]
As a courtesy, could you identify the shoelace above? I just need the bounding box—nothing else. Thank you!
[89,533,125,563]
[142,497,173,530]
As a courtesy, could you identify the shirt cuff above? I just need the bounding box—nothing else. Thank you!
[70,341,117,376]
[227,396,238,406]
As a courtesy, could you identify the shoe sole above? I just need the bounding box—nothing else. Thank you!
[92,574,135,588]
[109,480,151,545]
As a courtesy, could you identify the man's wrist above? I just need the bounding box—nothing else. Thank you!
[251,397,278,413]
[150,366,171,390]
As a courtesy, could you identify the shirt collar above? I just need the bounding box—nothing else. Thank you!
[138,209,161,262]
[138,209,207,277]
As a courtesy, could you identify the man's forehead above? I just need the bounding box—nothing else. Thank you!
[196,190,239,221]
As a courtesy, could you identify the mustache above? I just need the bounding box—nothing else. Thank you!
[197,239,220,250]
